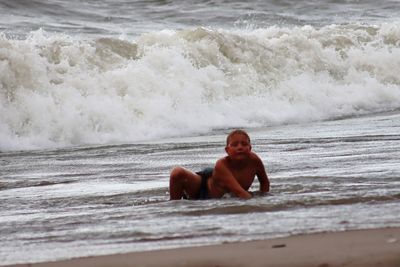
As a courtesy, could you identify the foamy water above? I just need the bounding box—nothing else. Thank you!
[1,113,400,265]
[1,23,400,150]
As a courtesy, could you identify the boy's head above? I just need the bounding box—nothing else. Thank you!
[226,129,251,146]
[225,129,252,159]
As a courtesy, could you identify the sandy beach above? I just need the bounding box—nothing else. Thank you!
[5,227,399,267]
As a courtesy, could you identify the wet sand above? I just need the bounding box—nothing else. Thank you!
[5,227,400,267]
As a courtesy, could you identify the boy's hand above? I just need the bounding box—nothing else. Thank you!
[240,191,253,199]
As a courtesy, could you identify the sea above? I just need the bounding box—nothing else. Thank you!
[1,0,400,265]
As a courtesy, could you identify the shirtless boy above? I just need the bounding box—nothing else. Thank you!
[169,129,270,200]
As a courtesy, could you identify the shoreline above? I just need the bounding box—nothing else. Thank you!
[4,227,400,267]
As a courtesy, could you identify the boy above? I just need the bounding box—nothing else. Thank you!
[169,129,270,200]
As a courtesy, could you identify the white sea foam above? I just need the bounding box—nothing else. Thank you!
[1,23,400,151]
[0,181,165,200]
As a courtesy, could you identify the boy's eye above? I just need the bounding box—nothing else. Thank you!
[229,141,249,147]
[230,142,239,147]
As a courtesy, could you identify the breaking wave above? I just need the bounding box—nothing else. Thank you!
[1,22,400,150]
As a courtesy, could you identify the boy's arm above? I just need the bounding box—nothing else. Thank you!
[255,155,270,193]
[214,159,252,199]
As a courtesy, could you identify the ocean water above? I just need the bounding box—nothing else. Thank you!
[1,0,400,265]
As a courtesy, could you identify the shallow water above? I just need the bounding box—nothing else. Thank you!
[1,112,400,264]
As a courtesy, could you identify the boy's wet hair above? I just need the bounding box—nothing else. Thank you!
[226,129,251,145]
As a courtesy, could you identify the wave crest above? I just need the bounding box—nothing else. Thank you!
[1,23,400,150]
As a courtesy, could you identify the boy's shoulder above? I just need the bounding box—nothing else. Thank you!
[249,151,262,161]
[215,156,228,166]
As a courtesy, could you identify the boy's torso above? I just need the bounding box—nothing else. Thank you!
[208,153,258,197]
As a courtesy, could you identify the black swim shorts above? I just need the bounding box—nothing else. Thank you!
[195,167,213,200]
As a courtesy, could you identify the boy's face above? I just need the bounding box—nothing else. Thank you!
[225,133,252,160]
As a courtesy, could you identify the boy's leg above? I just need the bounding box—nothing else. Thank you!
[169,167,201,200]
